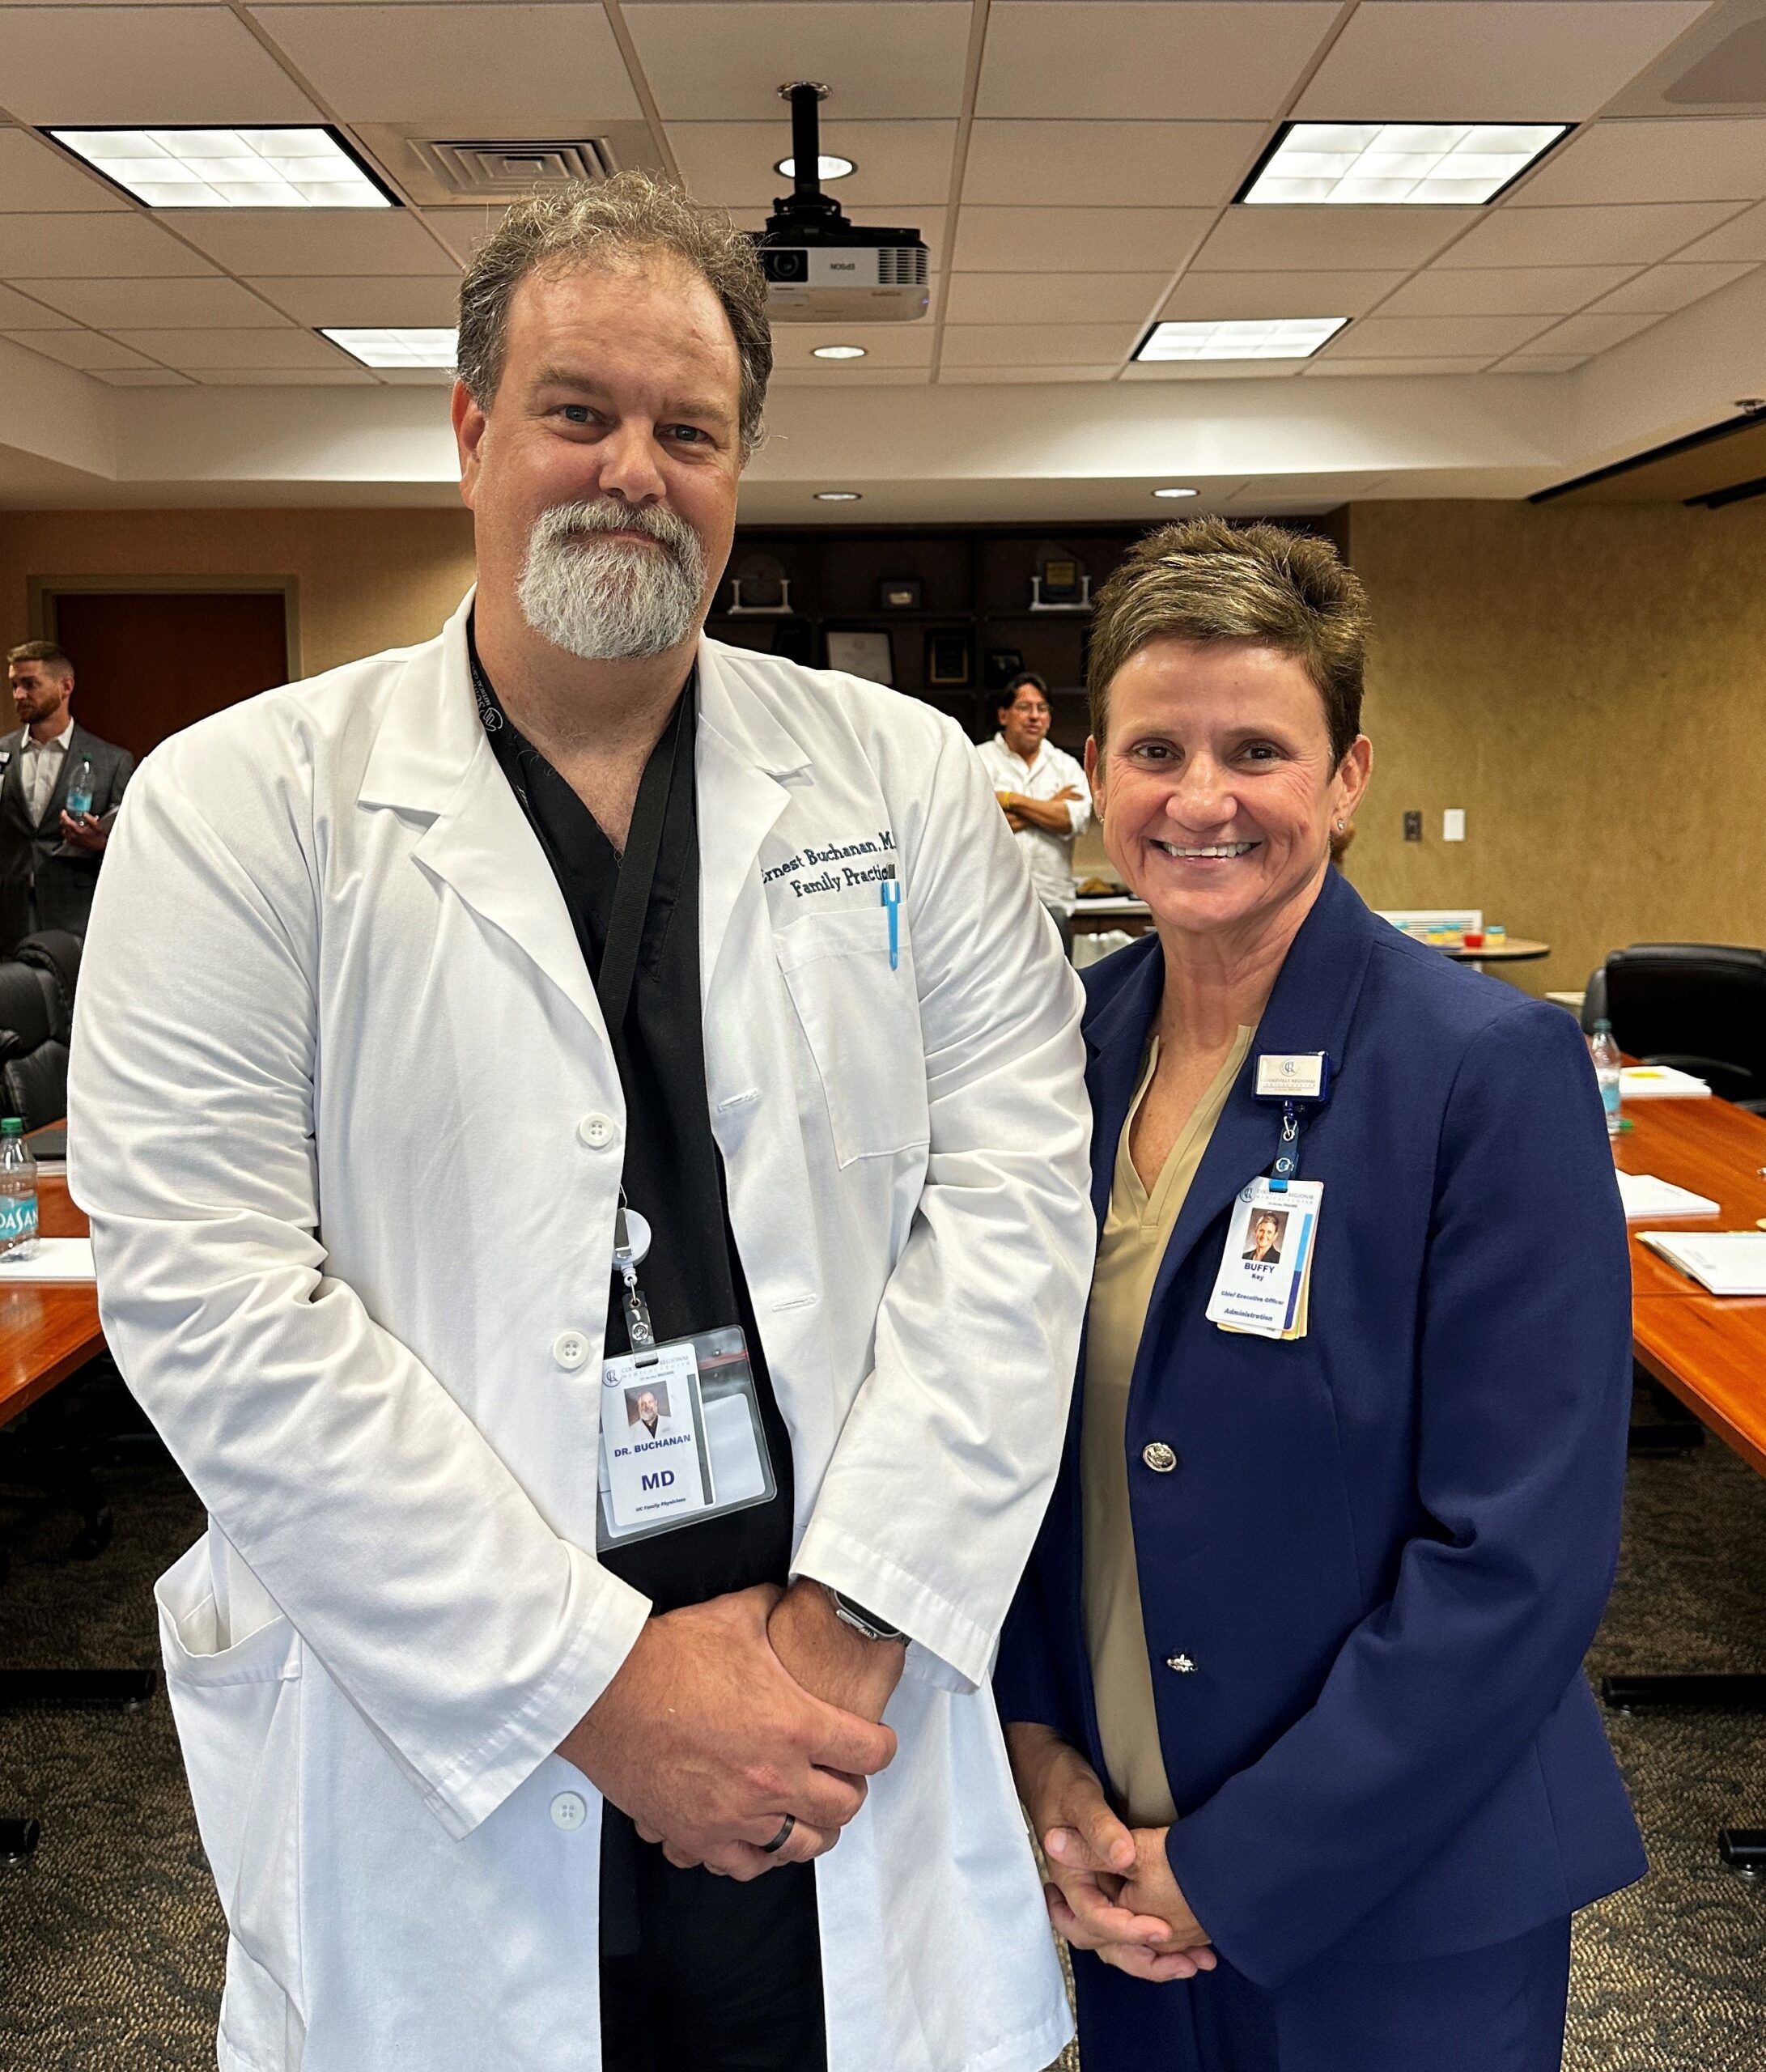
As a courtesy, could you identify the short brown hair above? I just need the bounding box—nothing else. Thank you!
[456,171,773,460]
[6,640,72,677]
[1087,518,1369,765]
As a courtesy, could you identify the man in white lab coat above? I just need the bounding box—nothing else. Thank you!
[69,173,1093,2072]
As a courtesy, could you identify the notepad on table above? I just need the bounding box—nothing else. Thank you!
[1620,1066,1712,1099]
[1616,1172,1720,1219]
[0,1238,95,1281]
[1637,1232,1766,1296]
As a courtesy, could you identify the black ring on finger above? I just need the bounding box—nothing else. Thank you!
[761,1814,796,1855]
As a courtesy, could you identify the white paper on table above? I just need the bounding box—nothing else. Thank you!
[1620,1066,1712,1099]
[1615,1172,1721,1219]
[0,1237,95,1280]
[1637,1232,1766,1296]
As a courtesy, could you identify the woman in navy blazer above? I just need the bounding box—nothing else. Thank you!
[996,520,1643,2072]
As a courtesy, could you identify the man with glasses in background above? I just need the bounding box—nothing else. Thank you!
[978,671,1092,937]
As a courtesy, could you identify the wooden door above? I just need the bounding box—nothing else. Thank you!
[47,590,291,761]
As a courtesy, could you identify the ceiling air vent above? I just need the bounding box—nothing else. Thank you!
[410,139,616,199]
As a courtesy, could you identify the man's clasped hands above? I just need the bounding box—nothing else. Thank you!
[556,1579,1216,1979]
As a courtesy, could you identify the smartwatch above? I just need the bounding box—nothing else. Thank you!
[828,1588,907,1645]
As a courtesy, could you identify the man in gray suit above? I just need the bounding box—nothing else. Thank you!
[1,641,134,952]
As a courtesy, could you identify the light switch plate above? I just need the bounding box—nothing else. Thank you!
[1442,809,1466,843]
[1403,810,1422,843]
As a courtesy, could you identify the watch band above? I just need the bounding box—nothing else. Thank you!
[829,1589,907,1645]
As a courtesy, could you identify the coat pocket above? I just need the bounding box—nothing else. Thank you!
[156,1535,304,2000]
[775,908,929,1166]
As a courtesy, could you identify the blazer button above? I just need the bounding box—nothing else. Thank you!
[1141,1441,1178,1473]
[1165,1654,1197,1675]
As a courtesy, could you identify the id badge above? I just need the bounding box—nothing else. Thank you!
[596,1323,777,1551]
[1204,1178,1322,1342]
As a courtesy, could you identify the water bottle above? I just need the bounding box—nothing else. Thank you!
[65,756,94,819]
[0,1117,39,1260]
[1589,1020,1622,1138]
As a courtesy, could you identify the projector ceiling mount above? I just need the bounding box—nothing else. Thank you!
[751,82,930,325]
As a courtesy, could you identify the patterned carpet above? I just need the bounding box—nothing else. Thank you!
[2,1391,1765,2070]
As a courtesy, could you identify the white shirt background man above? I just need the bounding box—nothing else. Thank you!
[976,673,1093,913]
[70,172,1093,2072]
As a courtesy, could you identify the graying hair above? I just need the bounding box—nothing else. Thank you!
[456,171,772,459]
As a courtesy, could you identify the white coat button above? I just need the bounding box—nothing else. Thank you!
[578,1112,617,1150]
[550,1791,588,1831]
[1142,1441,1178,1473]
[553,1332,589,1370]
[1166,1654,1197,1675]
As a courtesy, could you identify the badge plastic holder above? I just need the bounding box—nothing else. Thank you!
[596,1323,778,1552]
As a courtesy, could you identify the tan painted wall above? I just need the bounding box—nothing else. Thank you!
[3,498,1764,1002]
[0,507,476,682]
[1344,499,1766,997]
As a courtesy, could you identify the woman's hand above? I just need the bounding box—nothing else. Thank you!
[1004,1723,1214,1980]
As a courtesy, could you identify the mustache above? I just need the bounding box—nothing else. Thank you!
[533,499,698,566]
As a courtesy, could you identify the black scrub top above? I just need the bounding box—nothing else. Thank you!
[469,629,795,1616]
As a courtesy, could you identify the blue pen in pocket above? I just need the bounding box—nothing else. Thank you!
[880,872,902,970]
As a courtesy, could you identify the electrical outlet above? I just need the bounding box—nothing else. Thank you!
[1403,810,1422,842]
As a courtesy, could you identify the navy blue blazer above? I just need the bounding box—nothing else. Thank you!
[995,867,1645,1989]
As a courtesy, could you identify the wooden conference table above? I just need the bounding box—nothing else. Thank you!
[1606,1089,1766,1868]
[0,1139,151,1868]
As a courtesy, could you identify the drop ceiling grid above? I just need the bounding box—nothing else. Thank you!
[0,0,1754,396]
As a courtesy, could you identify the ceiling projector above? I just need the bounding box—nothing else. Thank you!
[751,83,930,324]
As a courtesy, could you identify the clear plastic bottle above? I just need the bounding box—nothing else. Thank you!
[1589,1019,1623,1139]
[65,757,94,820]
[0,1116,39,1259]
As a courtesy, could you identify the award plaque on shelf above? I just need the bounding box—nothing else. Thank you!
[926,631,971,686]
[1030,541,1091,612]
[878,577,923,610]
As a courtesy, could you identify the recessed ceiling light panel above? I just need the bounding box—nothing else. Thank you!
[323,327,457,368]
[812,344,867,360]
[776,155,855,181]
[49,126,393,209]
[1136,319,1348,363]
[1241,121,1567,206]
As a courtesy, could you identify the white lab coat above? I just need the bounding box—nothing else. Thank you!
[68,594,1093,2072]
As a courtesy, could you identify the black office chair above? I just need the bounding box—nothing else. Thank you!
[13,930,80,1043]
[1581,944,1766,1110]
[1,1040,67,1134]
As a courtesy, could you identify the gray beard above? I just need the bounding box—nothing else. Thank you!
[516,499,707,662]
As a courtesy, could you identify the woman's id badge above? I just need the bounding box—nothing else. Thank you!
[1205,1178,1323,1341]
[596,1323,777,1550]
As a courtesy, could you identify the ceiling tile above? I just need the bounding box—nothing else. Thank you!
[1491,353,1586,373]
[253,6,642,126]
[625,4,971,121]
[940,321,1139,366]
[171,209,456,276]
[936,363,1123,384]
[374,366,454,385]
[114,326,346,369]
[953,206,1212,273]
[1295,2,1711,124]
[1524,309,1665,355]
[978,3,1339,121]
[0,8,320,124]
[0,130,127,214]
[771,367,931,386]
[942,272,1168,324]
[1657,198,1766,265]
[669,121,955,210]
[962,121,1263,210]
[190,366,379,384]
[1376,265,1635,317]
[1303,357,1496,376]
[1437,202,1743,269]
[249,275,459,326]
[1193,206,1479,271]
[1587,259,1755,314]
[2,328,160,372]
[91,367,193,387]
[1324,313,1552,357]
[15,275,290,328]
[1160,270,1405,321]
[1513,119,1766,208]
[0,282,73,329]
[771,327,933,370]
[0,212,217,278]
